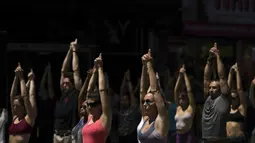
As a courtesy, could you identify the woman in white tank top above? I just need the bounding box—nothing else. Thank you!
[174,65,196,143]
[137,50,169,143]
[137,118,144,143]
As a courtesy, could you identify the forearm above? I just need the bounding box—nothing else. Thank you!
[20,77,28,97]
[61,48,72,73]
[29,80,36,108]
[120,76,126,96]
[98,68,105,90]
[227,72,233,90]
[127,81,136,105]
[216,55,225,79]
[87,71,97,94]
[204,61,212,80]
[26,80,30,89]
[236,71,243,91]
[147,62,157,91]
[184,73,192,92]
[174,74,182,103]
[140,66,147,94]
[72,51,79,71]
[184,73,194,106]
[48,70,55,99]
[79,75,91,100]
[98,67,111,115]
[10,77,18,97]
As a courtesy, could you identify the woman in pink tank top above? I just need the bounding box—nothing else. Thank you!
[8,64,37,143]
[82,54,112,143]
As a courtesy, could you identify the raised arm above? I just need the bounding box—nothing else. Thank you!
[234,63,246,115]
[78,69,93,114]
[28,69,37,117]
[146,50,169,136]
[183,68,195,113]
[10,74,19,117]
[204,56,213,97]
[26,80,30,89]
[174,71,183,105]
[126,70,137,106]
[16,66,36,125]
[71,39,82,90]
[249,78,255,108]
[60,44,72,90]
[39,66,48,99]
[227,65,235,90]
[120,71,127,96]
[213,43,229,95]
[47,63,55,100]
[86,67,98,98]
[140,55,148,116]
[96,54,112,132]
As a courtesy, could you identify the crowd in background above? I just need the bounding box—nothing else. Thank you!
[0,39,254,143]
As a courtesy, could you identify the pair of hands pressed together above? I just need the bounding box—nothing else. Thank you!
[141,49,153,65]
[14,63,35,81]
[87,53,103,75]
[70,38,78,52]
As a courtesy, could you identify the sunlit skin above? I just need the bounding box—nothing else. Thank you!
[62,77,74,92]
[209,81,221,99]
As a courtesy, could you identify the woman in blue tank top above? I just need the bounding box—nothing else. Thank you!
[137,49,169,143]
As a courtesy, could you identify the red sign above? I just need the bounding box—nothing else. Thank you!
[183,21,255,38]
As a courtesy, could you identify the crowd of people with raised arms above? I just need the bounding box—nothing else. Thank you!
[0,39,254,143]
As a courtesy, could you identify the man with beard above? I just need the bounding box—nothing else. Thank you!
[53,39,82,143]
[202,43,230,143]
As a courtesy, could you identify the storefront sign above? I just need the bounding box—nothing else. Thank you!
[183,21,255,38]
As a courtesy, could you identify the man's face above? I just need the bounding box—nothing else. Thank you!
[62,77,73,92]
[209,81,220,97]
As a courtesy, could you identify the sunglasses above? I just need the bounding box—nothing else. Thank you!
[142,99,154,105]
[86,101,101,108]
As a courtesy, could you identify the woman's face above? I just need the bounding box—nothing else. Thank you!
[86,98,101,115]
[231,91,240,109]
[13,99,25,116]
[179,92,189,107]
[142,93,157,115]
[80,101,87,116]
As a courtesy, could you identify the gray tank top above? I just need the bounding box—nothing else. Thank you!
[202,95,229,140]
[137,118,167,143]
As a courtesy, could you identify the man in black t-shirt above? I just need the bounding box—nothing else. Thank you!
[54,39,82,143]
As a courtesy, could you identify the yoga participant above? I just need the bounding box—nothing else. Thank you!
[137,49,169,143]
[82,53,112,143]
[118,70,140,143]
[226,63,246,143]
[54,39,82,143]
[202,43,230,143]
[71,69,94,143]
[38,63,55,143]
[0,108,7,143]
[9,64,37,143]
[249,77,255,143]
[174,65,196,143]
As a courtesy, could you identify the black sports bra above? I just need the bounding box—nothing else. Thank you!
[226,110,244,123]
